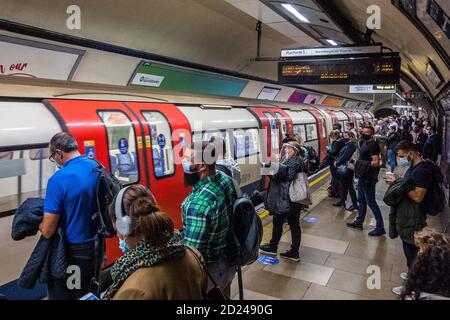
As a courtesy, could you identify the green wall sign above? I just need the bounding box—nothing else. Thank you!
[129,61,248,97]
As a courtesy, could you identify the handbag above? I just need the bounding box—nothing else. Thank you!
[289,172,312,205]
[187,247,228,300]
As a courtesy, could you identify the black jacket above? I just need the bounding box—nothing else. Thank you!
[265,156,303,216]
[383,178,427,244]
[11,198,67,289]
[386,132,400,150]
[422,134,441,162]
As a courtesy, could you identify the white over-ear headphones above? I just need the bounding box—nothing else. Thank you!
[114,186,132,236]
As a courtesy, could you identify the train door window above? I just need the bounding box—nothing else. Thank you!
[234,128,259,158]
[263,112,280,152]
[142,111,175,178]
[98,111,139,184]
[293,125,307,142]
[306,124,318,141]
[274,112,287,137]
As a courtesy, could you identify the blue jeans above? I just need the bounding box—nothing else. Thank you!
[355,178,385,230]
[387,149,396,173]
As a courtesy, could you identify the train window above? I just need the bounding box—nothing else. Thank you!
[293,125,307,142]
[142,111,175,178]
[275,112,287,137]
[0,148,55,216]
[263,112,280,152]
[234,128,259,158]
[306,124,318,141]
[29,148,51,160]
[98,111,139,184]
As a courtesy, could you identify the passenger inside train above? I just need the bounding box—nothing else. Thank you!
[1,0,450,308]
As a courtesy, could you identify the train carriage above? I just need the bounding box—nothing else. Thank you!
[0,92,373,267]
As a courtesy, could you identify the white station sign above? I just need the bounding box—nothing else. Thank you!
[349,85,397,94]
[257,87,280,101]
[281,45,381,58]
[0,35,84,80]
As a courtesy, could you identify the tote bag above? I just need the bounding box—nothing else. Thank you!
[289,172,312,205]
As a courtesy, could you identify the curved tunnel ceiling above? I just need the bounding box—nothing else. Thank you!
[327,0,450,99]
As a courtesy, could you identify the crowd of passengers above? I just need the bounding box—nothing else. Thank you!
[7,119,450,300]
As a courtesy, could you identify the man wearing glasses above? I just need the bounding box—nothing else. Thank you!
[41,132,99,299]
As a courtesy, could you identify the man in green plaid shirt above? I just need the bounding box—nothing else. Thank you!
[181,141,237,297]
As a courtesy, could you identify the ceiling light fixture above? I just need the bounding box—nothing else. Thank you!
[282,4,310,23]
[326,39,338,46]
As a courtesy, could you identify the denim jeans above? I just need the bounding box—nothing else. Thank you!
[47,242,95,300]
[387,149,396,173]
[340,172,358,208]
[355,178,385,230]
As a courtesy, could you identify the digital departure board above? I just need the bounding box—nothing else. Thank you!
[278,56,401,85]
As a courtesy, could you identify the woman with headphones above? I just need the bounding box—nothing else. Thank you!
[102,184,206,300]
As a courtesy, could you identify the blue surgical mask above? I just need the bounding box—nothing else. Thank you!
[119,238,131,254]
[398,157,411,167]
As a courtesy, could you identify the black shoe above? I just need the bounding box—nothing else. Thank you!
[280,250,300,262]
[345,205,359,212]
[346,221,363,230]
[368,229,386,237]
[333,202,345,207]
[259,244,277,256]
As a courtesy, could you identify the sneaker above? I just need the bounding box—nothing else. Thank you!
[368,229,386,237]
[280,250,300,262]
[400,272,408,281]
[392,286,404,296]
[346,221,363,230]
[259,244,277,256]
[332,202,345,207]
[345,205,359,212]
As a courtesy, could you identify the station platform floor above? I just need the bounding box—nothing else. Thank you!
[230,168,444,300]
[0,168,446,300]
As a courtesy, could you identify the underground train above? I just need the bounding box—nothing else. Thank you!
[0,93,374,266]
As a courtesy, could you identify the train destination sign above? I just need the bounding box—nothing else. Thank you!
[278,56,401,85]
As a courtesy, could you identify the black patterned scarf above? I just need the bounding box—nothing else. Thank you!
[102,230,185,300]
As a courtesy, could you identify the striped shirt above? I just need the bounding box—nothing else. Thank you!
[181,171,237,263]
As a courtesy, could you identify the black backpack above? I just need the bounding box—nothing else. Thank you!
[226,196,263,267]
[92,160,122,238]
[90,160,122,298]
[419,160,445,216]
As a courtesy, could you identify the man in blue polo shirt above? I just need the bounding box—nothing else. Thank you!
[40,132,99,299]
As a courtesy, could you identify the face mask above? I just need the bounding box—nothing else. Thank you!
[398,154,412,167]
[56,162,63,169]
[361,134,371,141]
[119,238,131,254]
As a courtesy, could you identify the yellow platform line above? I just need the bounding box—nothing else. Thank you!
[258,171,330,219]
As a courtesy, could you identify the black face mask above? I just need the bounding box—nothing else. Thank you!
[184,171,201,186]
[361,134,371,141]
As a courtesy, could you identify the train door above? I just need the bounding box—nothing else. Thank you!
[341,110,357,127]
[125,102,192,229]
[306,108,328,162]
[274,110,294,139]
[45,99,150,265]
[357,111,370,124]
[324,109,339,127]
